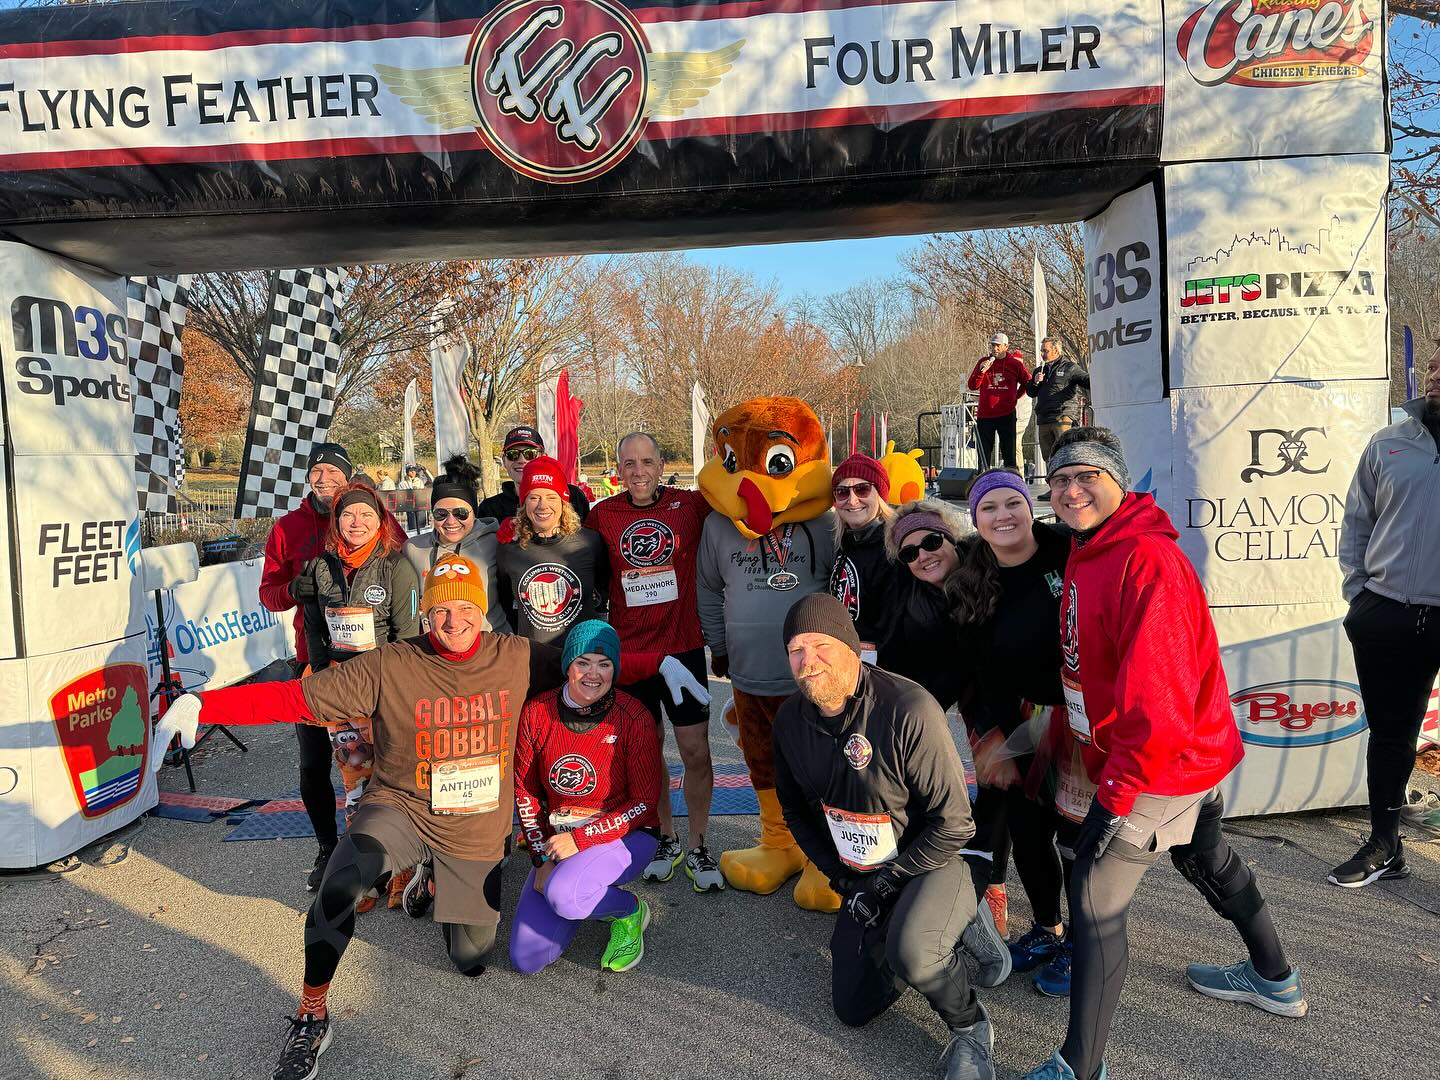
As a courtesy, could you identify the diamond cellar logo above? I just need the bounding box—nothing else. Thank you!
[1178,0,1376,88]
[1241,427,1329,483]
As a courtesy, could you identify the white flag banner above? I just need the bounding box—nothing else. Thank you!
[536,374,559,457]
[1031,251,1047,362]
[692,382,713,479]
[401,377,420,469]
[429,311,470,464]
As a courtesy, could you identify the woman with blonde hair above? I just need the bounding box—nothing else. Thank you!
[827,454,898,663]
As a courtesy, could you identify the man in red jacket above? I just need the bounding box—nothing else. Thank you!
[1017,428,1306,1080]
[966,333,1030,470]
[258,441,354,891]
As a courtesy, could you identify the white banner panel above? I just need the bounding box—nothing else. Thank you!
[1084,180,1164,407]
[1161,0,1386,163]
[0,657,34,866]
[145,559,294,694]
[1093,399,1174,515]
[1213,601,1367,817]
[11,453,144,655]
[1172,379,1387,606]
[1165,155,1388,388]
[0,635,156,869]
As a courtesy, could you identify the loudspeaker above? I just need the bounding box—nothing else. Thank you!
[937,467,979,501]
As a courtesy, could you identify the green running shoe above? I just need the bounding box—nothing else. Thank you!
[601,897,650,972]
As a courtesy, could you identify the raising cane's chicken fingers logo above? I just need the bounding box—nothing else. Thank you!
[1178,0,1376,87]
[375,0,743,183]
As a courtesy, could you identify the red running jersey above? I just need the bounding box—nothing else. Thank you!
[585,487,711,653]
[513,688,662,854]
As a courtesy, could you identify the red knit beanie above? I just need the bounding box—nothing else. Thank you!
[520,456,568,501]
[831,454,890,502]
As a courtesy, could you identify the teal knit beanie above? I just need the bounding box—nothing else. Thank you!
[563,620,620,671]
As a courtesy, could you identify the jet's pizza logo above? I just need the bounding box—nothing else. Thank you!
[48,663,149,818]
[1178,0,1375,88]
[375,0,743,184]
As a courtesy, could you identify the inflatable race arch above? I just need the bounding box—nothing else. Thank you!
[0,0,1393,865]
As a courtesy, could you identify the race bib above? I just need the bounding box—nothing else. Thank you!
[325,607,377,653]
[859,641,877,666]
[1062,673,1091,744]
[549,806,602,833]
[1055,750,1099,824]
[823,804,899,870]
[621,565,679,607]
[429,755,502,816]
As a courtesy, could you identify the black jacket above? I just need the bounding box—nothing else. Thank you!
[1027,356,1091,424]
[301,549,422,671]
[478,481,591,525]
[877,574,970,714]
[829,520,902,650]
[773,665,975,884]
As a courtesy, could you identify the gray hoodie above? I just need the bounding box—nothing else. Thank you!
[1339,398,1440,606]
[403,518,513,635]
[697,511,836,696]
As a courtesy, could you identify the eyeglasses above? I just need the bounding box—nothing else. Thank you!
[1046,469,1104,493]
[898,531,947,564]
[505,447,541,463]
[432,508,471,522]
[834,482,874,502]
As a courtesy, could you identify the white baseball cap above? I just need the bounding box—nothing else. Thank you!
[990,333,1009,345]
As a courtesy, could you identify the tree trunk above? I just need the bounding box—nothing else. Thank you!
[468,407,502,497]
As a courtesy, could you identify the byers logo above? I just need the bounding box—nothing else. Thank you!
[376,0,743,184]
[1231,679,1366,747]
[1178,0,1375,88]
[48,663,149,818]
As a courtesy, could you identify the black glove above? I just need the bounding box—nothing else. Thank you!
[842,867,905,929]
[288,567,318,603]
[710,653,730,680]
[1073,797,1127,863]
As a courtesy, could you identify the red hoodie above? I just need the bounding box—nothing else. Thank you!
[966,351,1031,419]
[258,496,329,666]
[1059,493,1243,816]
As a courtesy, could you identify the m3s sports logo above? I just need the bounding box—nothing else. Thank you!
[1178,0,1376,88]
[376,0,743,183]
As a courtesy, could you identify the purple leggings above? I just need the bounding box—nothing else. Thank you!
[510,831,657,975]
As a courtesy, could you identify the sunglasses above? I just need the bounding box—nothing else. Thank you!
[834,482,874,502]
[1046,469,1104,493]
[432,507,471,522]
[898,531,947,564]
[505,447,542,463]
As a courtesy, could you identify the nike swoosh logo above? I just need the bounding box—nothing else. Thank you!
[1389,449,1406,455]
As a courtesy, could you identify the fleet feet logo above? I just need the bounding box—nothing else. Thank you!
[1178,0,1375,88]
[1231,679,1366,747]
[375,0,743,184]
[48,663,149,818]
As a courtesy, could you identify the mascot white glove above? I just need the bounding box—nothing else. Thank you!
[659,655,711,706]
[149,693,203,771]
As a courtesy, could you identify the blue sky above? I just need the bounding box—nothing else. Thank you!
[680,233,921,303]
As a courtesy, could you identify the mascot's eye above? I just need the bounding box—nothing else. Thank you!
[722,444,738,474]
[766,445,796,477]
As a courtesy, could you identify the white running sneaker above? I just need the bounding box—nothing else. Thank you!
[684,845,725,893]
[643,835,683,883]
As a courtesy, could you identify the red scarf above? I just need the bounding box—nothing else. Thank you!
[428,629,482,663]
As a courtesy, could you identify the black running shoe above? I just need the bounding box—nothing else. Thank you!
[306,845,334,893]
[273,1013,332,1080]
[402,860,435,918]
[1328,837,1409,888]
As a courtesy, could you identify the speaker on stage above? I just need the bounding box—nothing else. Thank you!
[936,467,978,501]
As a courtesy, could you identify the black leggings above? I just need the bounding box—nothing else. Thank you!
[969,784,1070,929]
[296,722,338,850]
[1345,590,1440,846]
[303,833,499,987]
[1060,792,1287,1080]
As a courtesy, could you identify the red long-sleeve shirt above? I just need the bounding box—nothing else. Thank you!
[513,688,662,854]
[966,352,1031,419]
[258,497,330,665]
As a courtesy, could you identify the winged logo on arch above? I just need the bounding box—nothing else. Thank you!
[374,0,743,184]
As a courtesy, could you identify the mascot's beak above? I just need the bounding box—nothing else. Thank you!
[700,459,833,540]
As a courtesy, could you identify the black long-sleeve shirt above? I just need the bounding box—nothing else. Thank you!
[773,665,975,883]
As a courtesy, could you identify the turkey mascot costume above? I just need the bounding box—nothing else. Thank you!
[696,397,840,912]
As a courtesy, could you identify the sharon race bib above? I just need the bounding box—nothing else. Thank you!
[325,607,377,653]
[429,755,501,816]
[823,804,898,870]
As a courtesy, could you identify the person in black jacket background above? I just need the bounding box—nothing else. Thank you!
[828,454,899,663]
[1027,338,1090,468]
[478,425,591,526]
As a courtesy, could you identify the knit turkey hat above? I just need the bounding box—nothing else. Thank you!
[422,553,488,614]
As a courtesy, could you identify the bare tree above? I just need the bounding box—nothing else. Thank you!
[815,280,912,367]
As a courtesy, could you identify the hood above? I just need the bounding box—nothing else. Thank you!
[1075,492,1177,556]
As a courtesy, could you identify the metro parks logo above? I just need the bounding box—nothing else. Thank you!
[375,0,743,183]
[48,663,149,819]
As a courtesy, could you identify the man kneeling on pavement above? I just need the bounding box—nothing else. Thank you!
[773,593,1011,1080]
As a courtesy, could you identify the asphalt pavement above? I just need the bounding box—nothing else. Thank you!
[1,679,1435,1080]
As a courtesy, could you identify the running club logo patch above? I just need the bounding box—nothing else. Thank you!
[47,663,149,818]
[375,0,744,184]
[843,733,873,771]
[830,556,861,620]
[549,753,599,796]
[619,519,676,567]
[518,562,584,631]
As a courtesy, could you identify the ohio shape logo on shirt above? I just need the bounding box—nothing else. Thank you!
[518,562,584,632]
[843,733,873,770]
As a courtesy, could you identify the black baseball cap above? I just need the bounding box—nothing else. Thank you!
[504,426,544,451]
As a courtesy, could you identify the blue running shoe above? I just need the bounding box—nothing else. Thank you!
[1186,958,1308,1017]
[1015,1050,1105,1079]
[1033,941,1072,997]
[1009,925,1063,973]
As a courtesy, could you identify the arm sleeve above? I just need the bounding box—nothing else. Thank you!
[496,555,519,633]
[302,593,327,672]
[569,484,591,523]
[1026,366,1043,395]
[1338,442,1379,603]
[573,701,663,851]
[388,557,422,641]
[258,521,298,615]
[590,533,610,613]
[298,648,385,727]
[695,518,728,657]
[1072,363,1091,394]
[888,691,975,878]
[772,724,846,882]
[512,701,552,857]
[1014,357,1033,394]
[199,679,314,726]
[966,357,985,391]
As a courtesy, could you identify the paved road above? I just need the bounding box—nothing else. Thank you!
[2,682,1435,1080]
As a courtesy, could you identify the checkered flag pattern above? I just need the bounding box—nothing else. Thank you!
[128,275,194,515]
[234,268,350,519]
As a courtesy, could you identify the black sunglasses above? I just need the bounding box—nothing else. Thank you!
[432,507,471,522]
[505,447,542,463]
[898,531,946,565]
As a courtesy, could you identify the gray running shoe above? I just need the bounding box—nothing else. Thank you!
[960,899,1013,988]
[940,1002,995,1080]
[643,835,683,883]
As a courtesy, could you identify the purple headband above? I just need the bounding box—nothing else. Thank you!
[893,510,958,548]
[968,471,1034,517]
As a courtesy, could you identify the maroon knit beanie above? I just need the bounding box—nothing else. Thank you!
[831,454,890,502]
